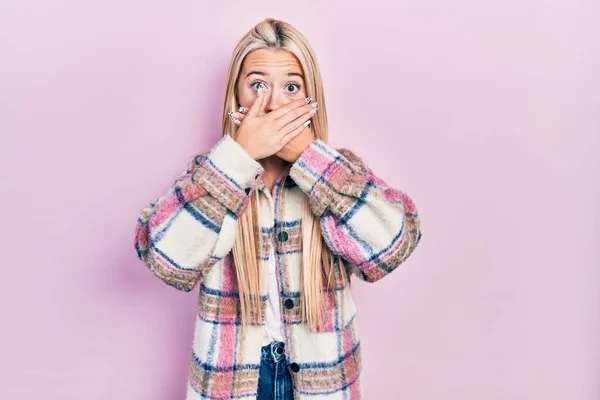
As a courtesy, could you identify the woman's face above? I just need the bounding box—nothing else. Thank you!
[236,48,307,113]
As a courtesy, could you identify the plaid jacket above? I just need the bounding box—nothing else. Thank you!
[133,134,422,399]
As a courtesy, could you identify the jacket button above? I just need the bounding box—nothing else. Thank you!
[244,187,251,195]
[284,298,294,309]
[277,231,289,242]
[290,362,300,373]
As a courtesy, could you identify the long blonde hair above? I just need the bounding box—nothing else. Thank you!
[219,18,346,334]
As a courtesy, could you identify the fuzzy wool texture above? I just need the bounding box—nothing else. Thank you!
[133,134,422,399]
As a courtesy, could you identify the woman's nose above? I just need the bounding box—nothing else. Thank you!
[264,92,288,113]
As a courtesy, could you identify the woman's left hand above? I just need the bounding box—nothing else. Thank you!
[275,126,314,162]
[229,107,315,163]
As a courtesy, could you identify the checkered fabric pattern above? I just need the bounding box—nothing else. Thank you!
[133,134,422,399]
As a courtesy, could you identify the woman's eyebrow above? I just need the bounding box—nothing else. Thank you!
[245,71,266,78]
[286,72,304,79]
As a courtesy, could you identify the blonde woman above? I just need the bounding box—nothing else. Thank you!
[133,17,422,400]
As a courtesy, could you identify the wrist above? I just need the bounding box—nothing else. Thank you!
[234,137,258,160]
[294,139,314,161]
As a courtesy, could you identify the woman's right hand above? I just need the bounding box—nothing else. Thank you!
[232,87,319,160]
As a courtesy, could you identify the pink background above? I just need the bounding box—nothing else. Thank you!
[1,0,598,399]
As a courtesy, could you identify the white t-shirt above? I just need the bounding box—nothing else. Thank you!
[262,245,285,345]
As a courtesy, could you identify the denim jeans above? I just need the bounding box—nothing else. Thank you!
[256,341,294,400]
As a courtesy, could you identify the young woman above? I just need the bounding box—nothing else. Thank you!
[133,18,422,400]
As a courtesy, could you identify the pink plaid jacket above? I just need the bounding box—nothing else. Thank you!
[133,134,422,399]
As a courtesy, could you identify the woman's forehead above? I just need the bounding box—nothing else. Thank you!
[241,49,303,77]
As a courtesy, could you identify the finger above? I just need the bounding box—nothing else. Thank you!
[246,87,267,117]
[276,102,318,131]
[279,110,314,139]
[257,87,269,117]
[268,97,313,120]
[227,111,244,125]
[233,113,245,126]
[280,120,311,146]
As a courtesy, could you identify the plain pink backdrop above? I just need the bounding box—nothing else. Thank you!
[1,0,598,399]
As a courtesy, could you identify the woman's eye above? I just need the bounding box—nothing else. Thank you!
[251,81,268,91]
[285,84,300,94]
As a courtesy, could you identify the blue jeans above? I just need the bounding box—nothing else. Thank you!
[256,341,294,400]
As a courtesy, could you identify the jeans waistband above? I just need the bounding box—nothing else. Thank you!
[261,341,286,363]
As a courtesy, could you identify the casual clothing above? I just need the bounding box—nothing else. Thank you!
[257,341,294,400]
[133,134,422,399]
[263,246,285,346]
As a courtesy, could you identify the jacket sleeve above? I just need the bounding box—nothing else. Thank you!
[288,139,422,283]
[133,134,264,291]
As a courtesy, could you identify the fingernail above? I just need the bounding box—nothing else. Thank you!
[227,111,234,116]
[305,97,313,103]
[311,101,319,108]
[238,107,246,113]
[303,119,311,127]
[233,118,241,125]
